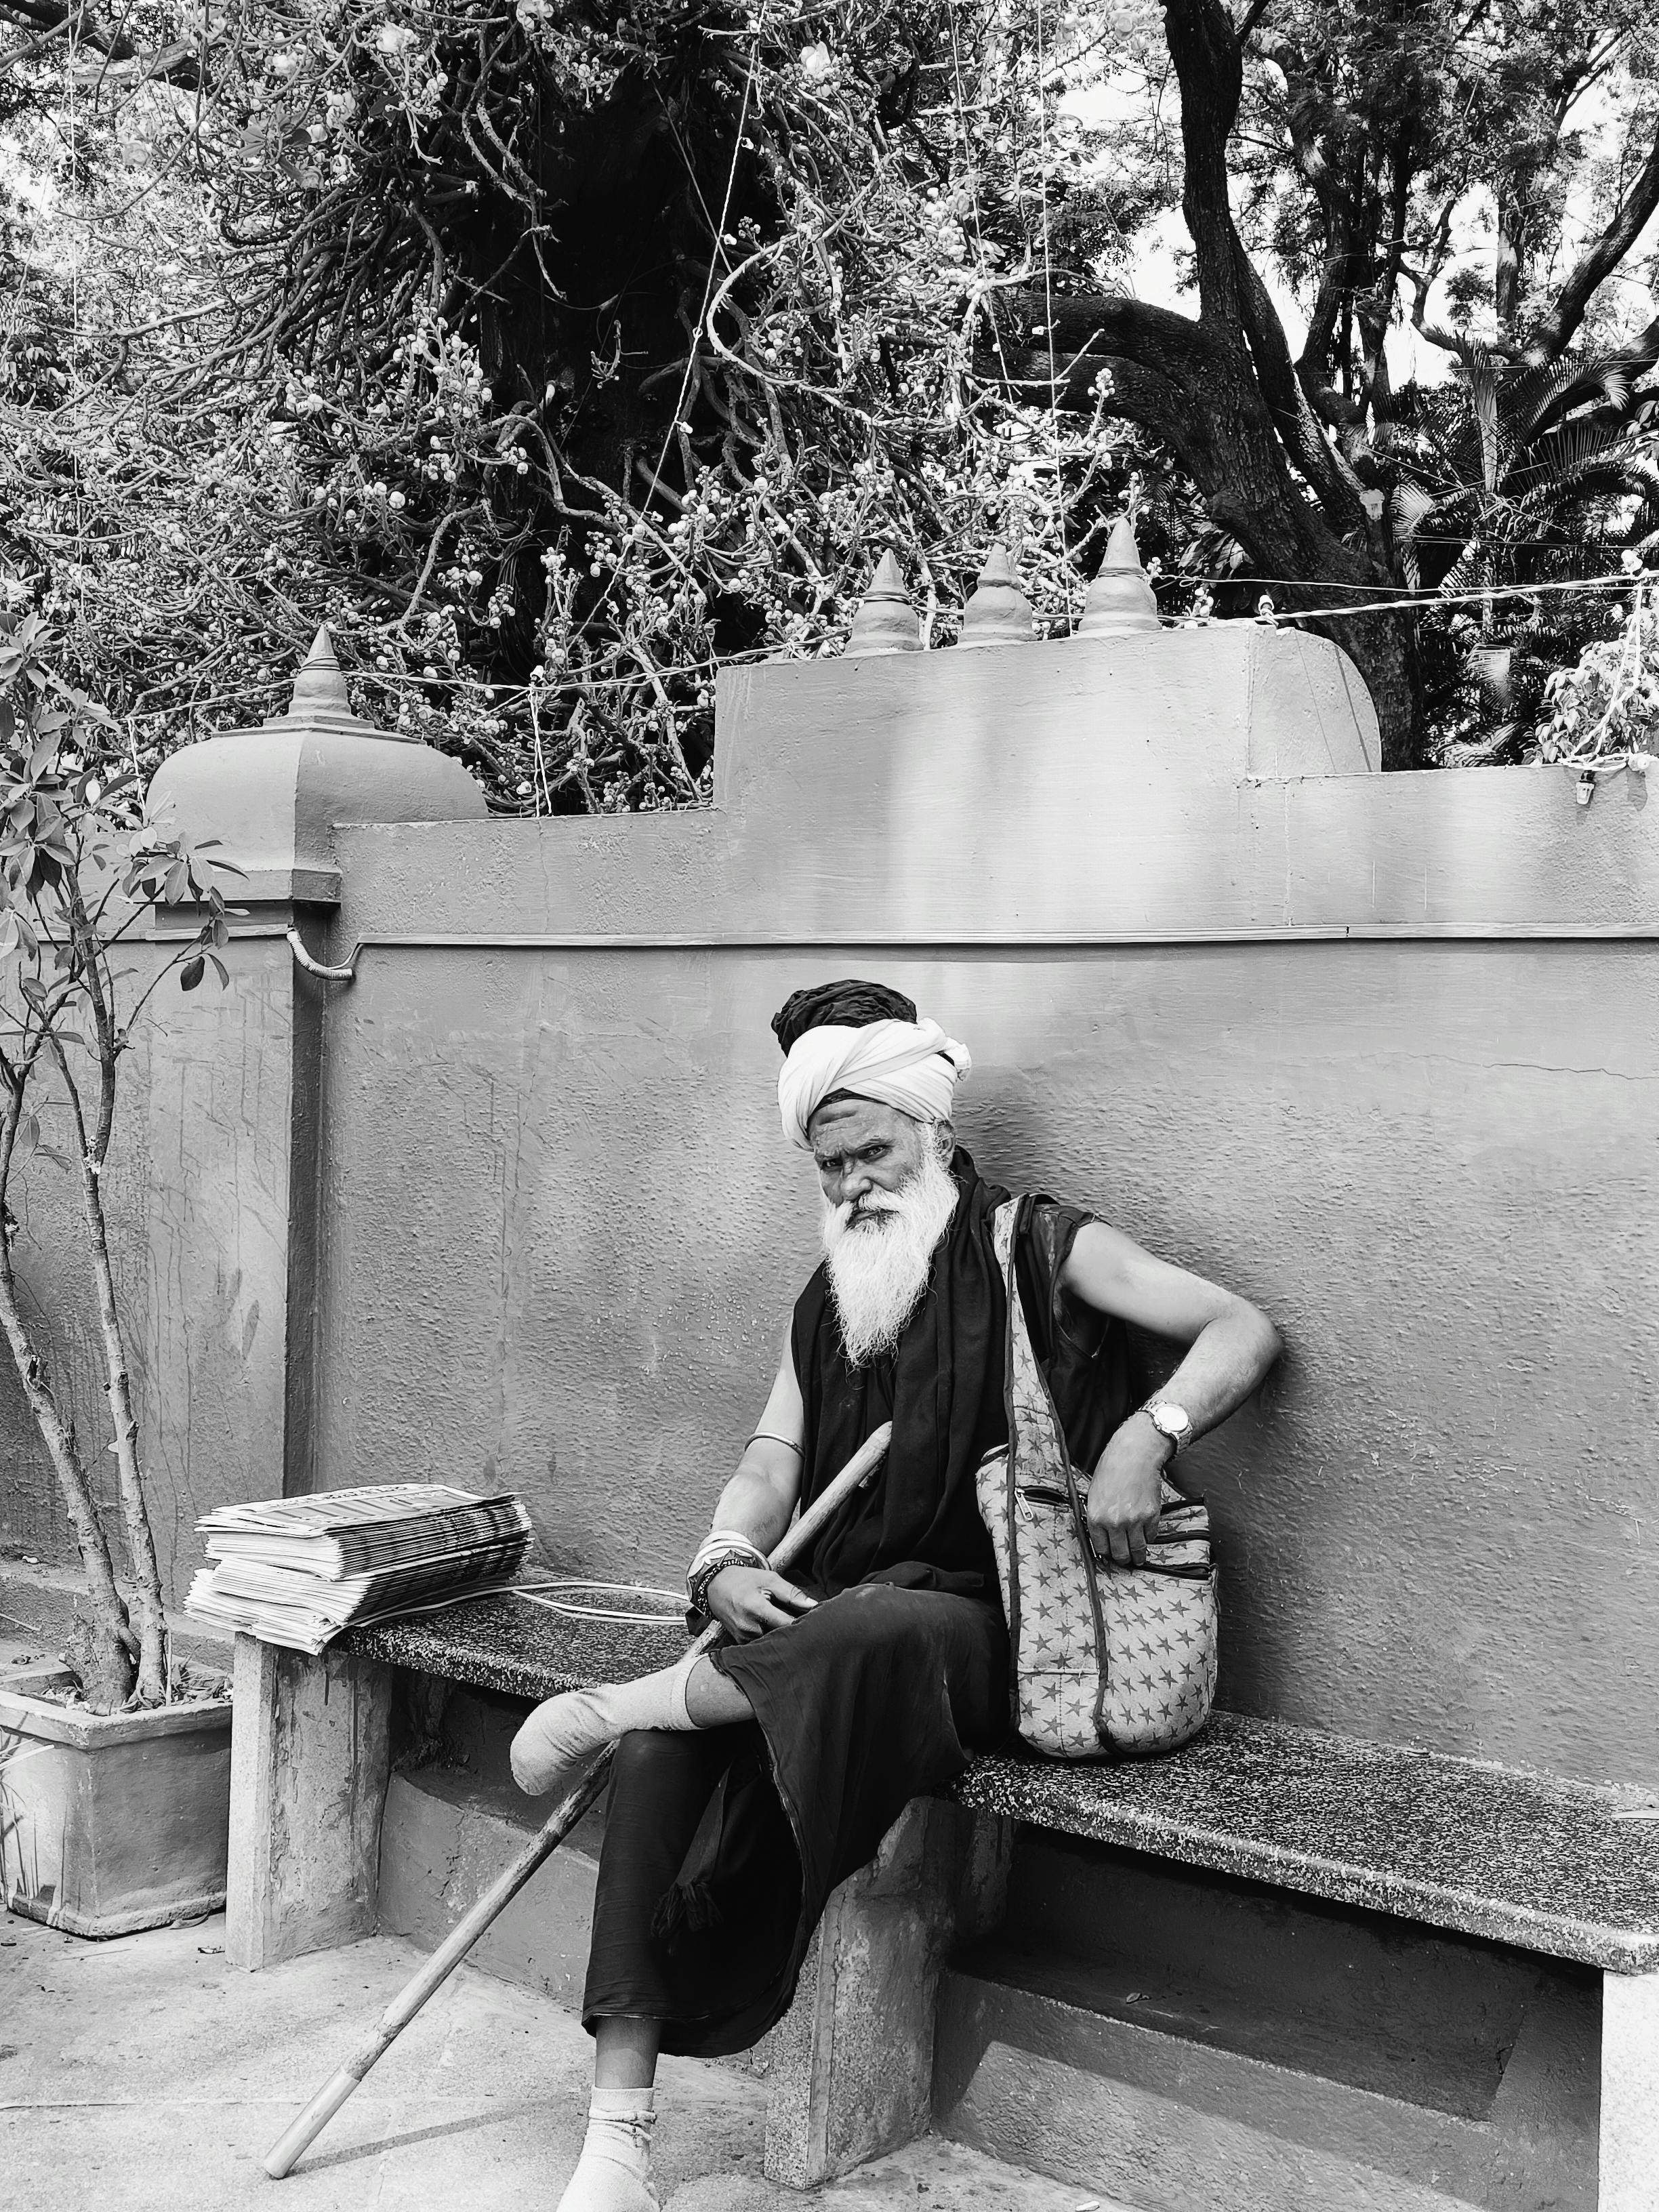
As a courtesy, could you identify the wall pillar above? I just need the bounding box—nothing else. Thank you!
[142,634,485,1521]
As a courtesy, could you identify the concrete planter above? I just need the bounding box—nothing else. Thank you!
[1,1666,232,1937]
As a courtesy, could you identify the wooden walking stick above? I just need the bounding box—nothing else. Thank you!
[262,1420,893,2180]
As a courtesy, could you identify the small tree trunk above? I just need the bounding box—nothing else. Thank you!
[75,1151,168,1704]
[0,1251,138,1709]
[62,1612,140,1711]
[47,1017,171,1708]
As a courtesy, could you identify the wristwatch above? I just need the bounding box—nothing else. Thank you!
[1141,1400,1193,1457]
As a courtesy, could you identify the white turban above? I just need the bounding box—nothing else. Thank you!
[777,1018,971,1151]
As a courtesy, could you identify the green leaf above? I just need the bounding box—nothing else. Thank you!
[180,955,205,991]
[209,954,229,988]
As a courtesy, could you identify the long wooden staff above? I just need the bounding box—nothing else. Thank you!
[263,1421,893,2180]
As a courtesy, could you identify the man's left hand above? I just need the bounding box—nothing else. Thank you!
[1085,1418,1168,1568]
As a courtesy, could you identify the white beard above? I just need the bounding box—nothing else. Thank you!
[821,1146,960,1367]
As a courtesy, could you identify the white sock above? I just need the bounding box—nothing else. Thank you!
[555,2091,659,2212]
[510,1652,700,1797]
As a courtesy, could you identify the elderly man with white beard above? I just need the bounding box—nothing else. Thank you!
[513,979,1282,2212]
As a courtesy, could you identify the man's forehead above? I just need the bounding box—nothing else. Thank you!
[807,1095,915,1158]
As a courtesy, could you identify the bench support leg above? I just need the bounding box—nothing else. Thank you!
[226,1633,394,1970]
[762,1797,1010,2189]
[1601,1967,1659,2211]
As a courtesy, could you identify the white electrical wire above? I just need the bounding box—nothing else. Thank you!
[509,1579,689,1625]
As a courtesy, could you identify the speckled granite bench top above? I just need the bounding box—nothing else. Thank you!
[346,1589,687,1702]
[343,1593,1659,1975]
[956,1723,1659,1974]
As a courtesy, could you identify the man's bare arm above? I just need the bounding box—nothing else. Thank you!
[1062,1221,1282,1565]
[701,1328,816,1637]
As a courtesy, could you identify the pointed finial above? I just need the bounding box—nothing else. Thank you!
[287,628,352,718]
[243,626,396,737]
[1076,516,1161,638]
[959,544,1035,649]
[844,550,922,656]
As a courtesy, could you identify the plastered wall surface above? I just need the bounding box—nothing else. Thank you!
[3,619,1654,1795]
[311,935,1657,1788]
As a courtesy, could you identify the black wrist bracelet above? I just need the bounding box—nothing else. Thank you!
[687,1546,762,1616]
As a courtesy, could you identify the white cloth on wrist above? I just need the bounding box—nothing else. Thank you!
[555,2093,658,2212]
[687,1530,767,1608]
[510,1650,701,1797]
[689,1530,766,1574]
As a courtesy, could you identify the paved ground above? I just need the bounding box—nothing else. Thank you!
[0,1910,1128,2212]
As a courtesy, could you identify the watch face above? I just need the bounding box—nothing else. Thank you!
[1151,1403,1190,1439]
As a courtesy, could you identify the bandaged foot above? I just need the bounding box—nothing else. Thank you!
[510,1652,699,1797]
[554,2091,659,2212]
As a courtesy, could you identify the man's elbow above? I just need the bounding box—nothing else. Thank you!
[1253,1305,1284,1379]
[1229,1294,1283,1382]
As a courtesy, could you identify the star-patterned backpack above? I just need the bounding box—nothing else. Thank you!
[976,1197,1219,1759]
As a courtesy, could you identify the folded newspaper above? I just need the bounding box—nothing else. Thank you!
[186,1483,533,1654]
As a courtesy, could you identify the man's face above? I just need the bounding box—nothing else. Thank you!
[808,1097,934,1225]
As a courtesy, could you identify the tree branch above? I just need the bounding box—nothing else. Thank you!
[1525,127,1659,363]
[0,2,206,88]
[1008,286,1214,386]
[1163,0,1248,330]
[1229,232,1369,535]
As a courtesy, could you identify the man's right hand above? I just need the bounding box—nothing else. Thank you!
[703,1565,817,1639]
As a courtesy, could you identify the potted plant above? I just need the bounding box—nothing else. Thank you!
[0,610,237,1936]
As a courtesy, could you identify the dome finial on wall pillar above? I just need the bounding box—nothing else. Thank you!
[1077,515,1162,638]
[959,544,1036,648]
[144,630,487,905]
[844,550,922,656]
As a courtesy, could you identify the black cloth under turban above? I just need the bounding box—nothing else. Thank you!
[771,979,918,1057]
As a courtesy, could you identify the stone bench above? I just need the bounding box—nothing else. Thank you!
[226,1596,1659,2209]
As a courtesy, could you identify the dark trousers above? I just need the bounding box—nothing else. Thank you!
[582,1723,801,2055]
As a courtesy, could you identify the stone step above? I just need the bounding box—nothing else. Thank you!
[376,1760,605,2012]
[933,1835,1601,2212]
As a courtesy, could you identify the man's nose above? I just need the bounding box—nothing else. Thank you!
[842,1167,872,1204]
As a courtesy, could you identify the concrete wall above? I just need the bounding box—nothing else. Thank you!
[3,619,1656,1792]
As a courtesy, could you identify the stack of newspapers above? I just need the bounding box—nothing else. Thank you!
[186,1483,533,1654]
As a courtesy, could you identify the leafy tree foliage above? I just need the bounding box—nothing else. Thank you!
[1,0,1656,786]
[2,0,1185,807]
[1010,0,1659,763]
